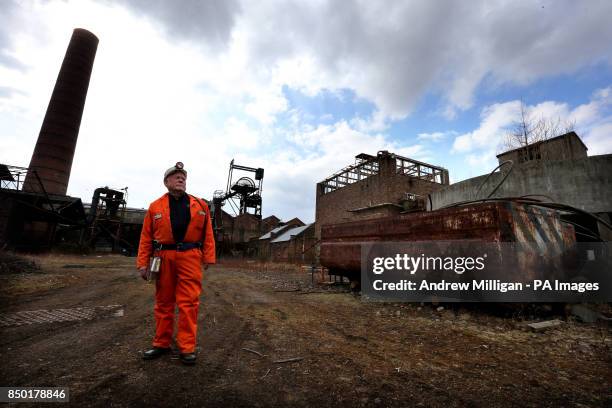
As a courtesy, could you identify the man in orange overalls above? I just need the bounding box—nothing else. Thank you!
[137,162,215,365]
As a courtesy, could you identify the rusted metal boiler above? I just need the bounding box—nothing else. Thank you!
[320,200,577,284]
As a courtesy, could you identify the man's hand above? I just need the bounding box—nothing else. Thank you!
[138,266,148,281]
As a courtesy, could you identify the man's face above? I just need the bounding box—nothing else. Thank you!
[164,172,187,194]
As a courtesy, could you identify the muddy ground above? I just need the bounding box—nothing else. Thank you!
[0,253,610,407]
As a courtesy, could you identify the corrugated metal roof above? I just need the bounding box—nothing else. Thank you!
[259,225,286,240]
[270,224,311,243]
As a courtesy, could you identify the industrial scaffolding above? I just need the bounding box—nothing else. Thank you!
[395,156,448,184]
[319,152,448,194]
[319,153,380,194]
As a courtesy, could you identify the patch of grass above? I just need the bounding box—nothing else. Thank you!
[0,251,41,275]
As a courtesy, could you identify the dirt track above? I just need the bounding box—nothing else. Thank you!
[0,254,610,407]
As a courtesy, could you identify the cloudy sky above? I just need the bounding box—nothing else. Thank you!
[1,0,611,223]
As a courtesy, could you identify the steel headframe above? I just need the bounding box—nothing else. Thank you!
[221,159,264,218]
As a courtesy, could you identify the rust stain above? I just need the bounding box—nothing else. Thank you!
[320,202,575,277]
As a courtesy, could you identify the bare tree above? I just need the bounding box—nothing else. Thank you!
[500,100,575,160]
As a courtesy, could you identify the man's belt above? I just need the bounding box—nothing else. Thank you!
[153,242,202,251]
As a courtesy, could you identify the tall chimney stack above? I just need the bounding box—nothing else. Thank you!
[23,28,98,195]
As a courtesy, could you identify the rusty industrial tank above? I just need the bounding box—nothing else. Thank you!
[320,201,576,283]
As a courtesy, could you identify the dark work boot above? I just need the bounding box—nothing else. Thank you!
[142,347,172,360]
[179,352,197,365]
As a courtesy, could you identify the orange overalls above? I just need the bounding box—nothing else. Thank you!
[137,193,215,353]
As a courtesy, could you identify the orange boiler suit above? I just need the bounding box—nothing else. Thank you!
[137,193,215,353]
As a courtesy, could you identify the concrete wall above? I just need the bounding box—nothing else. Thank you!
[497,132,588,165]
[431,154,612,214]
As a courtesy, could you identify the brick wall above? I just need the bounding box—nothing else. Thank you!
[232,213,260,244]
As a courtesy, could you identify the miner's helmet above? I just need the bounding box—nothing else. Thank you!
[164,161,187,180]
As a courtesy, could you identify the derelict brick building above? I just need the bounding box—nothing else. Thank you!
[497,131,588,165]
[315,151,449,239]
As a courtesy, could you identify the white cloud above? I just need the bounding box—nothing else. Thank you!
[350,110,389,133]
[528,88,612,156]
[100,0,612,123]
[466,150,498,172]
[220,117,261,149]
[236,0,612,121]
[529,101,570,122]
[289,120,419,161]
[583,122,612,156]
[417,131,455,142]
[451,88,612,155]
[452,101,520,153]
[576,87,612,155]
[244,88,287,125]
[109,0,241,51]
